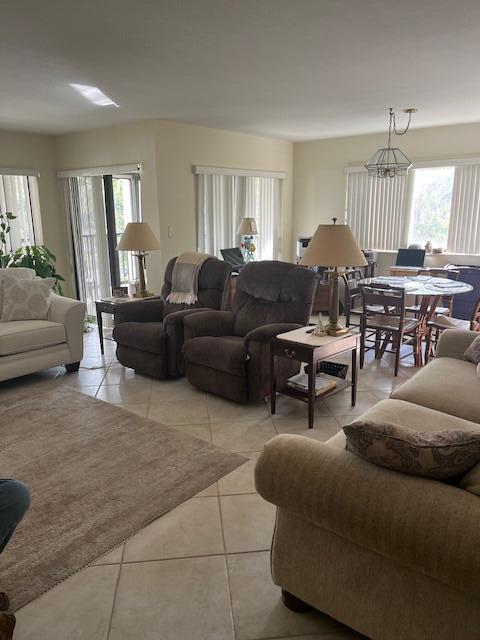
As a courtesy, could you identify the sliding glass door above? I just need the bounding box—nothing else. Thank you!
[64,171,141,316]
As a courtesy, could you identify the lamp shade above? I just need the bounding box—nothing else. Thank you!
[116,222,161,251]
[237,217,258,235]
[301,223,367,268]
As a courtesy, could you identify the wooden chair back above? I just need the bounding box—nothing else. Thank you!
[418,268,460,280]
[359,283,406,328]
[471,296,480,331]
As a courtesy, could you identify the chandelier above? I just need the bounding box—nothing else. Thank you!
[365,107,417,178]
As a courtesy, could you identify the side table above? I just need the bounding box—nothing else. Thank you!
[95,296,160,354]
[270,327,360,429]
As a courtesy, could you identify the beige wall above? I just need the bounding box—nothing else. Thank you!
[154,120,293,272]
[55,119,293,294]
[293,121,480,266]
[0,129,70,292]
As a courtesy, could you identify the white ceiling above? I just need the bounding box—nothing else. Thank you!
[3,0,480,140]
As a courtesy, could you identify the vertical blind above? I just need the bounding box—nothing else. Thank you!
[0,175,42,250]
[196,173,281,260]
[447,164,480,254]
[345,171,412,250]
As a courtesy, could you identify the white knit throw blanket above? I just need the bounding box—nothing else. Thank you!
[166,252,210,305]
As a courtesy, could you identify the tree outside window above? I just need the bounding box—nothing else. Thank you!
[408,167,454,249]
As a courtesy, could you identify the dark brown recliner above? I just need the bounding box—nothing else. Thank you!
[183,261,318,403]
[112,256,231,378]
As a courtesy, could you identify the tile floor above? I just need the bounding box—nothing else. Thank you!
[8,329,419,640]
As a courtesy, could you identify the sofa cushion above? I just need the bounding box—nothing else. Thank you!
[1,276,55,321]
[391,357,480,424]
[183,336,247,377]
[464,335,480,365]
[344,401,480,480]
[112,322,165,355]
[0,320,66,356]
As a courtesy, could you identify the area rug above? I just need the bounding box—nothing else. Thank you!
[0,385,246,611]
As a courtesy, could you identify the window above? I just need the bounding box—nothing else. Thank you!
[62,168,141,316]
[0,174,42,250]
[346,161,480,254]
[408,167,454,249]
[195,167,283,260]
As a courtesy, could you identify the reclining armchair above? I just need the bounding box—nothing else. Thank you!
[182,261,318,403]
[113,256,231,378]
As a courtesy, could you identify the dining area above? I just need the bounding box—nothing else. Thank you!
[344,270,479,376]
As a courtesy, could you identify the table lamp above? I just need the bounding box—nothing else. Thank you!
[116,222,161,298]
[301,219,367,336]
[237,217,258,262]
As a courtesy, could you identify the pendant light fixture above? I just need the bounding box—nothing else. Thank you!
[365,107,417,178]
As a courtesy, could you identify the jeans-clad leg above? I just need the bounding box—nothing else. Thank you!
[0,480,30,555]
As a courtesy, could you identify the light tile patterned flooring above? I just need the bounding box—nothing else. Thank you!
[9,330,418,640]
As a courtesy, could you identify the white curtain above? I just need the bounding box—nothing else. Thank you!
[345,171,412,250]
[0,175,41,250]
[197,173,281,259]
[447,164,480,254]
[63,176,111,316]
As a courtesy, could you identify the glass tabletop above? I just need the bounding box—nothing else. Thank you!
[358,275,473,296]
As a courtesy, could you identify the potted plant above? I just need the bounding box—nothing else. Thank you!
[0,211,65,293]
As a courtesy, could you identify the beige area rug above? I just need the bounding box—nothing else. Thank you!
[0,386,246,611]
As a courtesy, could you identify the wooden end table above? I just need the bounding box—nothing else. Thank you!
[270,327,360,429]
[95,296,159,354]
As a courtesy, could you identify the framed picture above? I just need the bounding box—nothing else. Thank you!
[112,286,129,298]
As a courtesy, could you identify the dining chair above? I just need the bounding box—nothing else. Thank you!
[343,270,390,328]
[427,295,480,357]
[359,283,438,376]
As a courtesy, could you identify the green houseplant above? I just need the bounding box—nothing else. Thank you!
[9,246,65,294]
[0,210,16,267]
[0,210,65,294]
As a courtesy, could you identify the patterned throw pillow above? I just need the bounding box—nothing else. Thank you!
[343,420,480,480]
[0,276,55,322]
[464,335,480,365]
[0,267,36,316]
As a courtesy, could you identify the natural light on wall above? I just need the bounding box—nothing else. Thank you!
[70,84,119,108]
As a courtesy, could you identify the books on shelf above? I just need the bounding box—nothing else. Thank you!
[287,372,337,396]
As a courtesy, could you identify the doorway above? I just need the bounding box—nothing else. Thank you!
[63,170,141,316]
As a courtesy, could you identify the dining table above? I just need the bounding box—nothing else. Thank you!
[357,274,474,365]
[357,274,474,298]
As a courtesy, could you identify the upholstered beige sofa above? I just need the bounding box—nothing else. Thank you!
[256,329,480,640]
[0,268,86,382]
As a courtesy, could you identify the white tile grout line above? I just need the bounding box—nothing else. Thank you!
[206,390,239,640]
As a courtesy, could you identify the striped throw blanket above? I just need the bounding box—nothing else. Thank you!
[166,252,210,305]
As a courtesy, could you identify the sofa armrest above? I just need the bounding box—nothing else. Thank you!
[48,293,86,363]
[435,329,479,359]
[114,299,165,324]
[184,310,235,340]
[255,434,480,594]
[244,323,302,352]
[163,308,214,377]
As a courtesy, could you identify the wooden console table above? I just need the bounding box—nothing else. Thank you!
[270,327,360,429]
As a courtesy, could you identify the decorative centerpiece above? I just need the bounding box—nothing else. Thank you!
[237,217,258,263]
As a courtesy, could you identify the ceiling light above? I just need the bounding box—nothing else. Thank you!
[70,83,119,108]
[365,107,417,178]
